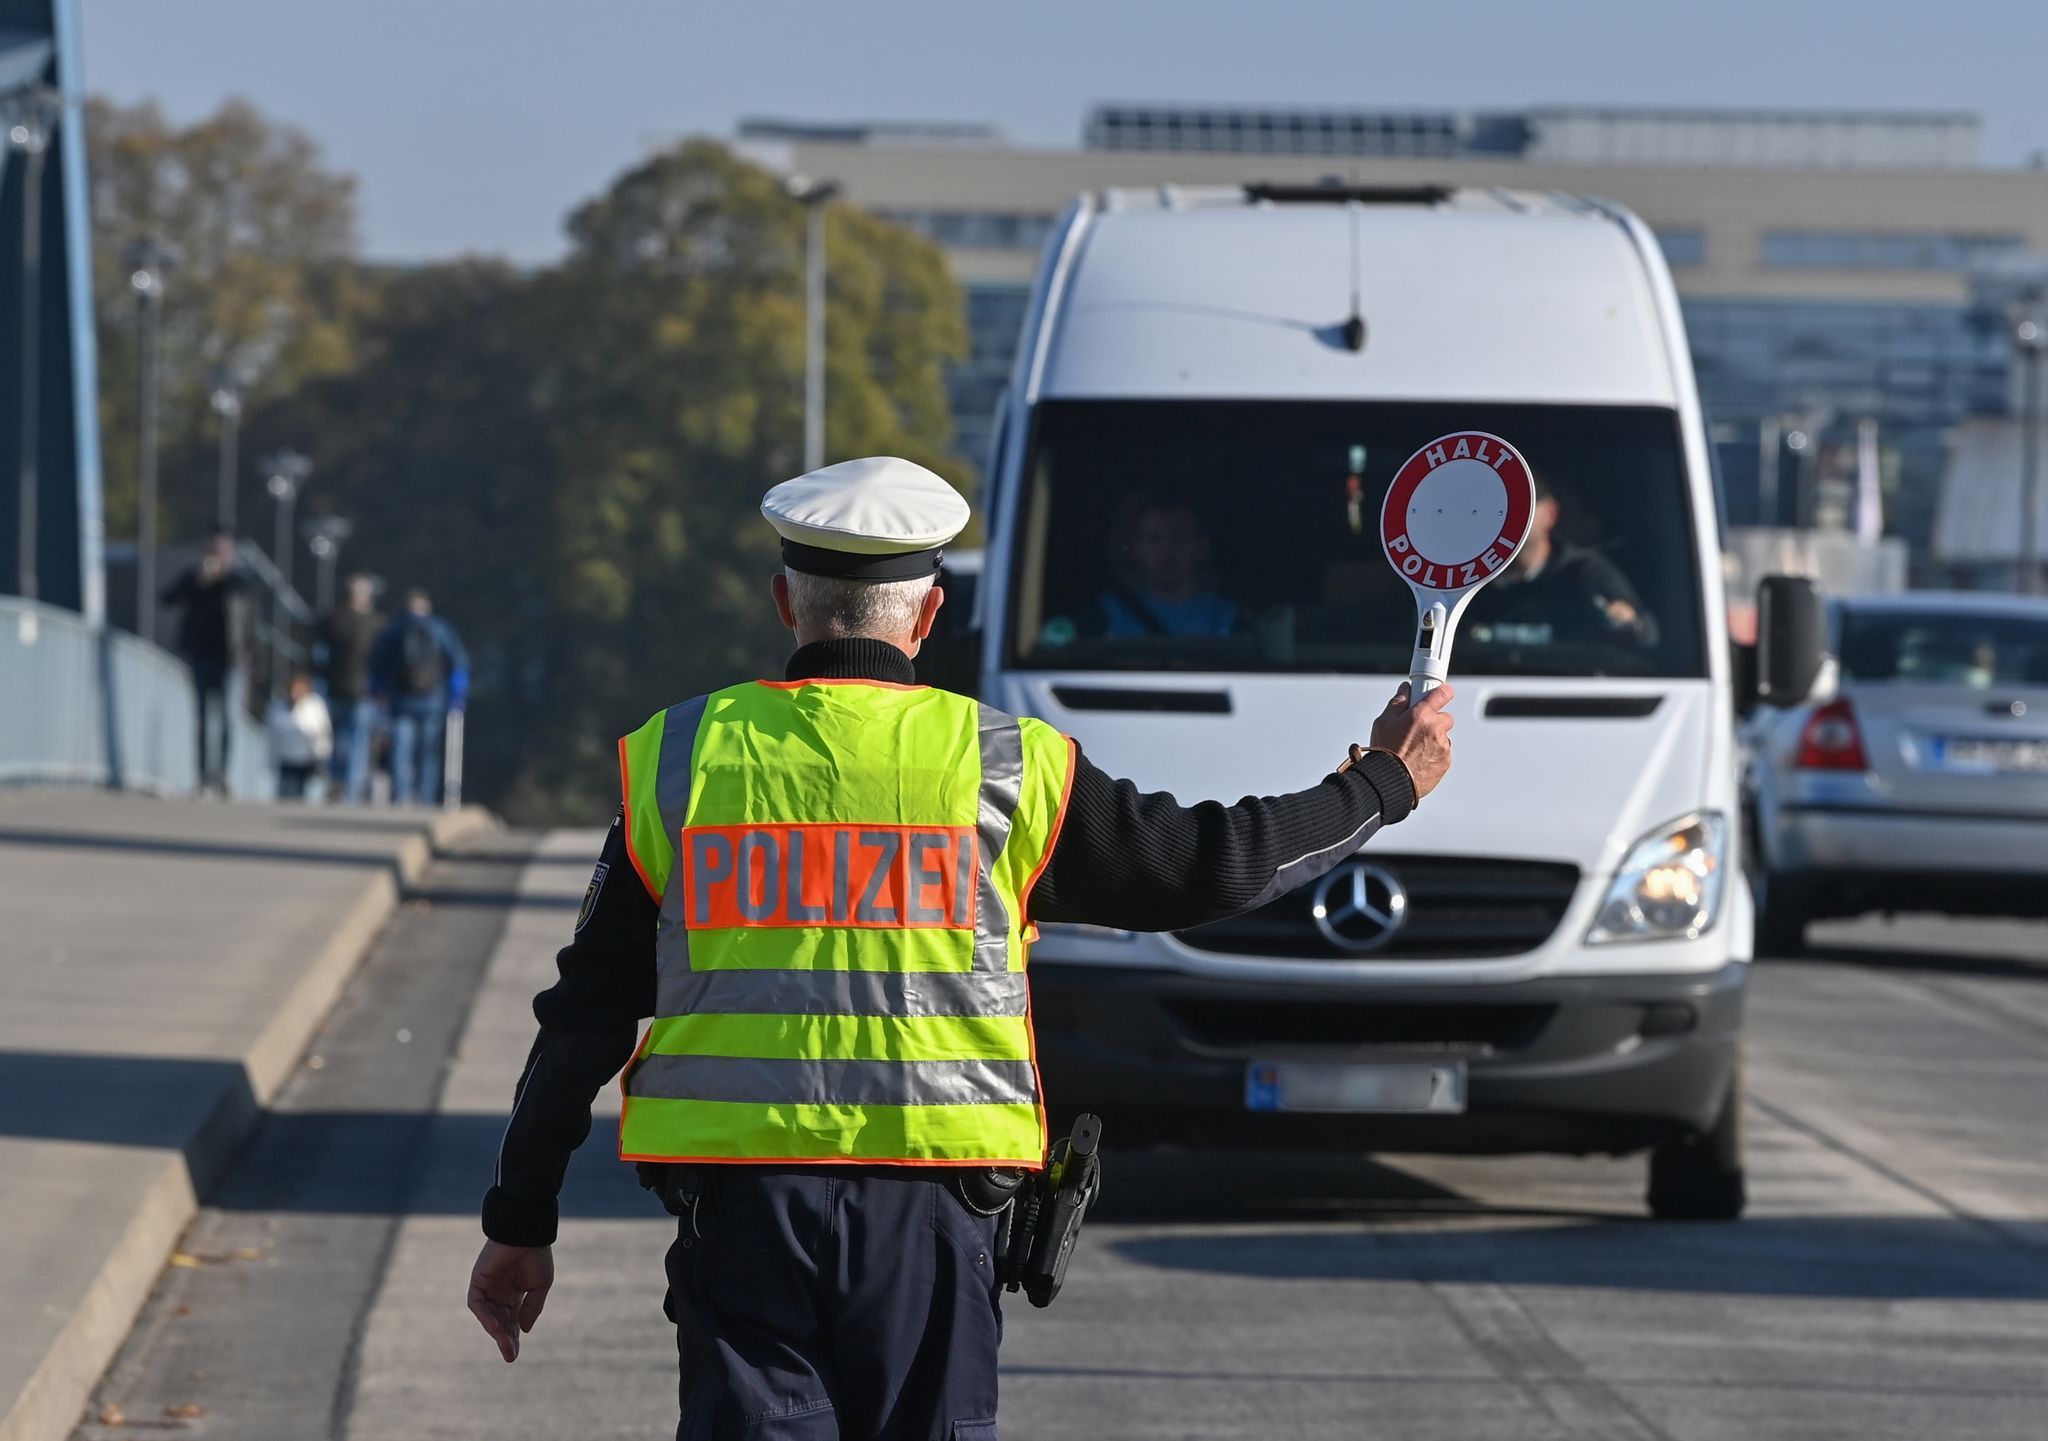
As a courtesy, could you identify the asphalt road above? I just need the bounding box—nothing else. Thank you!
[74,832,2048,1441]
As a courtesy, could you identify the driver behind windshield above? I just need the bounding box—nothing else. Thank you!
[1467,472,1653,648]
[1098,499,1242,638]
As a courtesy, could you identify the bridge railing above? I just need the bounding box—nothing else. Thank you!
[0,598,273,798]
[231,541,316,696]
[103,538,316,701]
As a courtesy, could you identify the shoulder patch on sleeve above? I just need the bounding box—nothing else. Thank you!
[576,861,611,934]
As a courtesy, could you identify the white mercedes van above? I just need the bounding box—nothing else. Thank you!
[973,184,1754,1219]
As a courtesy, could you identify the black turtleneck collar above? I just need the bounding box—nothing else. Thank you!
[784,637,919,685]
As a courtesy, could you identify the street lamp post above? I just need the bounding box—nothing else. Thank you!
[261,449,312,691]
[8,86,59,605]
[1772,404,1833,534]
[303,514,353,615]
[125,237,173,641]
[2015,312,2047,596]
[786,176,841,473]
[1757,415,1782,528]
[1784,425,1812,530]
[209,373,244,532]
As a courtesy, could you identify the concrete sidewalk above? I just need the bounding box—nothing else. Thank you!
[0,791,493,1441]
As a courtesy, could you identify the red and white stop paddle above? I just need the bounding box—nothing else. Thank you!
[1380,431,1537,697]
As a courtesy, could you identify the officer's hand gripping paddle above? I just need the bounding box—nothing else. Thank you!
[1380,431,1537,696]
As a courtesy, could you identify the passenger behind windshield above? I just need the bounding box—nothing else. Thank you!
[1097,499,1241,639]
[1465,472,1656,650]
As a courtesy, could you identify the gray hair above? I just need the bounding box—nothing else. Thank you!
[784,568,935,641]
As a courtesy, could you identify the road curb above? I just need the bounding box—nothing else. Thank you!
[0,805,495,1441]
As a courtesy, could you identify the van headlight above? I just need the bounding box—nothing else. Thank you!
[1586,812,1726,945]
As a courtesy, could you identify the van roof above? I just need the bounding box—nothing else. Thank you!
[1096,183,1593,218]
[1039,184,1684,407]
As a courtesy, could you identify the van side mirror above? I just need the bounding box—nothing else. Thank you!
[1755,574,1825,708]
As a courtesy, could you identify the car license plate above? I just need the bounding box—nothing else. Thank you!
[1244,1061,1467,1114]
[1934,737,2048,774]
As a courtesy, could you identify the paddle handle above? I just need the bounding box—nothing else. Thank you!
[1409,598,1451,697]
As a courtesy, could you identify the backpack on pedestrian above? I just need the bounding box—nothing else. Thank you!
[398,618,448,697]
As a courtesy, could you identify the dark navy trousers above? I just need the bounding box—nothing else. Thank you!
[662,1165,1004,1441]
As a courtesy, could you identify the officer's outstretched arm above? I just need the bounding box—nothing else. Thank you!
[1027,684,1450,935]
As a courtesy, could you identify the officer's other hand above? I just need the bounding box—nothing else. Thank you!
[466,1240,553,1362]
[1367,682,1454,803]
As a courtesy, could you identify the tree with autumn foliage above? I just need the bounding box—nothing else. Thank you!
[85,96,969,820]
[86,97,364,538]
[245,140,969,820]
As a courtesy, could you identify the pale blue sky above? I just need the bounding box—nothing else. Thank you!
[78,0,2048,263]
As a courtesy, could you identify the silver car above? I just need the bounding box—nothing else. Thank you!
[1747,591,2048,954]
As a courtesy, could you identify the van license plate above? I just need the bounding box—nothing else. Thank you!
[1245,1062,1467,1114]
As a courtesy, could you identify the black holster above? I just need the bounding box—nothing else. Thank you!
[995,1114,1104,1309]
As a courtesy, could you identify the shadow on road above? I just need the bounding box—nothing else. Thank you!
[0,824,426,871]
[0,1047,656,1220]
[267,813,469,837]
[1092,1149,1483,1223]
[0,827,575,922]
[1108,1215,2048,1301]
[1087,1150,2048,1302]
[1788,940,2048,985]
[499,850,613,868]
[14,1041,2046,1309]
[412,887,580,910]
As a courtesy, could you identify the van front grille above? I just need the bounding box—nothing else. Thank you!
[1175,856,1580,960]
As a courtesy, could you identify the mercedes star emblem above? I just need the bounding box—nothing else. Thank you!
[1310,862,1409,953]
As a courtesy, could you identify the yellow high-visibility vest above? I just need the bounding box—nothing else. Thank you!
[615,677,1075,1166]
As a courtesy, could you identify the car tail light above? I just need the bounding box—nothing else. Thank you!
[1796,697,1866,771]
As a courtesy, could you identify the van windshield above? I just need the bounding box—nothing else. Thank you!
[1007,400,1705,679]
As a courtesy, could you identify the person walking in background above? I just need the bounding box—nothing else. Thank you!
[369,588,469,806]
[266,669,333,800]
[161,530,250,795]
[317,574,383,802]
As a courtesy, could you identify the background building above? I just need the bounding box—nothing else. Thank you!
[738,105,2048,581]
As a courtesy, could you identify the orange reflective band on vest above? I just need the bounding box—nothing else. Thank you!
[681,823,978,931]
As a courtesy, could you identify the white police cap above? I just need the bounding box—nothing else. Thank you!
[762,456,970,580]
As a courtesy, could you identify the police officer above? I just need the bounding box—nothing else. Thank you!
[466,457,1454,1440]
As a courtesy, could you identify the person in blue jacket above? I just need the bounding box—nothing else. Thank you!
[368,587,470,805]
[1099,498,1240,639]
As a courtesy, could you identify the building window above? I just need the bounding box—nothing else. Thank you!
[872,209,1057,253]
[1760,230,2027,272]
[1654,228,1706,267]
[949,282,1034,471]
[1678,295,2011,546]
